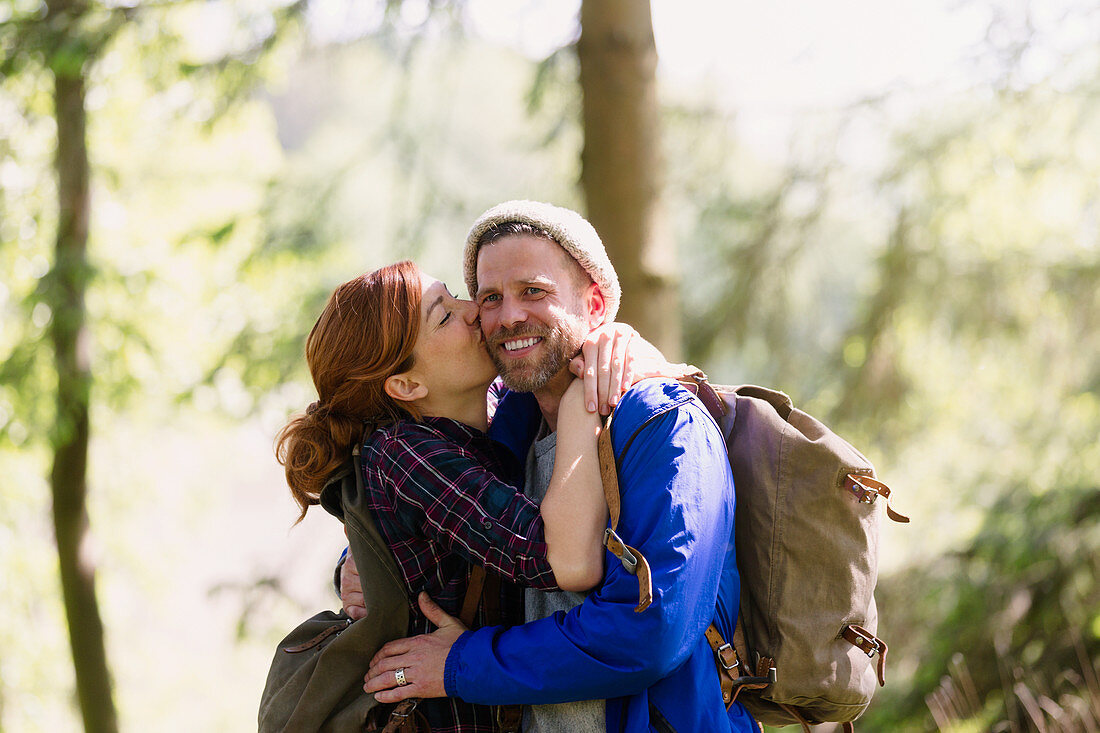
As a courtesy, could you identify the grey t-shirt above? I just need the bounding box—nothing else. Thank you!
[522,428,605,733]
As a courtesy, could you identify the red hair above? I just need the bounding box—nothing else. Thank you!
[276,261,422,521]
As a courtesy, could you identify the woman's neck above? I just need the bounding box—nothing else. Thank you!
[416,388,490,432]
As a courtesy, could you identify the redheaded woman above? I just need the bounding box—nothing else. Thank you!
[277,261,625,732]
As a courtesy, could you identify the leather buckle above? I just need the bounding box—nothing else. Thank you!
[844,625,882,658]
[604,528,638,573]
[842,624,890,687]
[390,706,415,720]
[846,475,879,505]
[845,474,910,522]
[715,642,739,672]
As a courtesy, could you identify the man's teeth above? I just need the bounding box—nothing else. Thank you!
[504,337,541,351]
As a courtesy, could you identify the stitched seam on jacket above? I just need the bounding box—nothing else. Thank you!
[615,394,696,468]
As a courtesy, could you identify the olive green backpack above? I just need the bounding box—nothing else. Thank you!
[258,446,419,733]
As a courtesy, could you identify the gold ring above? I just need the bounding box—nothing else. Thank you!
[394,667,409,687]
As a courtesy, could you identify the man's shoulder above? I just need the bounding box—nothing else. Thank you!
[611,378,725,463]
[613,377,700,429]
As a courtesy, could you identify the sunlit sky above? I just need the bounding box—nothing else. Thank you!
[467,0,989,108]
[301,0,1093,156]
[459,0,1095,159]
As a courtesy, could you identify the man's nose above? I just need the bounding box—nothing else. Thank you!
[498,297,528,329]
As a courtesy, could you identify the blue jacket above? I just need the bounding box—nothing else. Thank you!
[445,379,756,732]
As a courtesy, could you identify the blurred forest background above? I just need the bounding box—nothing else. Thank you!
[2,0,1098,730]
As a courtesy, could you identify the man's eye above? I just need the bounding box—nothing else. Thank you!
[440,311,452,325]
[525,287,544,296]
[481,294,500,305]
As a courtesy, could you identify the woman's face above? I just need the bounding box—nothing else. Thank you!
[409,275,497,398]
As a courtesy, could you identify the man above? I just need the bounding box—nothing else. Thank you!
[360,201,756,732]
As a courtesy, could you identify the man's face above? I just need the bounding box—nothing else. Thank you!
[474,234,599,393]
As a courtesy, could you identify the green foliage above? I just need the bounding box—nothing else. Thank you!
[667,9,1100,727]
[3,0,1099,729]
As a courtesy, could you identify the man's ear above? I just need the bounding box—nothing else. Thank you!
[384,372,428,404]
[583,282,608,327]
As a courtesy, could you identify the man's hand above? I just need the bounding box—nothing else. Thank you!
[363,592,467,702]
[340,552,367,621]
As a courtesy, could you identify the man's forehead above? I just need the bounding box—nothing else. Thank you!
[475,234,580,286]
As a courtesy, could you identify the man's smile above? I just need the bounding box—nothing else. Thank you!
[502,336,543,353]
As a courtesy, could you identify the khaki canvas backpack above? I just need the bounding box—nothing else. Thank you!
[600,377,909,731]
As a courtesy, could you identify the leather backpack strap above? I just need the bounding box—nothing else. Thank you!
[597,410,653,612]
[705,623,739,707]
[704,620,776,709]
[474,571,522,731]
[495,703,523,733]
[459,565,487,628]
[844,474,910,523]
[842,624,889,687]
[380,699,429,733]
[776,703,813,733]
[675,372,727,424]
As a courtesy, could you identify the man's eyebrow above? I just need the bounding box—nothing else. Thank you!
[475,275,554,299]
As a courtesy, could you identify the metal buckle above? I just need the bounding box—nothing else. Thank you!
[390,699,419,719]
[848,475,879,505]
[603,528,638,574]
[716,642,739,671]
[848,628,882,658]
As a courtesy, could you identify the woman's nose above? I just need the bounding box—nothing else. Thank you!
[458,298,480,325]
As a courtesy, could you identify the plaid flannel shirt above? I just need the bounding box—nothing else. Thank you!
[361,415,557,732]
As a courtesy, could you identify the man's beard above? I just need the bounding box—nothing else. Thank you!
[488,318,586,393]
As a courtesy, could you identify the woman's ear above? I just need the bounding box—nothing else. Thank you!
[384,372,428,404]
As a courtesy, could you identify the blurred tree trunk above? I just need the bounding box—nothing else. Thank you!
[46,0,119,729]
[577,0,680,357]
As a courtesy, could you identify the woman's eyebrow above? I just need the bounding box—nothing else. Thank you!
[425,294,445,322]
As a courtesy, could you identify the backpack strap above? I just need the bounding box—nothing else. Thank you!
[597,408,653,612]
[676,372,727,423]
[704,621,776,709]
[844,474,910,523]
[842,624,889,687]
[458,566,487,628]
[473,569,523,731]
[379,699,429,732]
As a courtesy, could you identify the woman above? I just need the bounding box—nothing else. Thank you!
[276,261,632,731]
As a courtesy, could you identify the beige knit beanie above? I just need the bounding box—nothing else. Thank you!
[463,200,621,322]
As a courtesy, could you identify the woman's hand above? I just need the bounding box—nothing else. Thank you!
[569,323,638,415]
[363,592,467,702]
[570,323,700,415]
